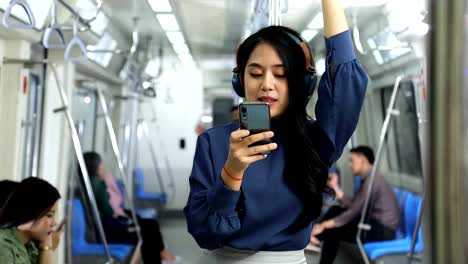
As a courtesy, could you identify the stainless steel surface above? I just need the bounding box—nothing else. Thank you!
[96,86,143,253]
[50,64,114,263]
[425,0,468,262]
[356,75,404,264]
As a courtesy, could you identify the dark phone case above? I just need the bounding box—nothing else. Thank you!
[239,103,272,154]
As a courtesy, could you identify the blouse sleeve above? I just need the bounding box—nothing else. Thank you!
[184,134,241,249]
[309,30,368,166]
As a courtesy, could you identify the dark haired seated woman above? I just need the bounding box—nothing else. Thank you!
[0,177,63,264]
[82,152,178,264]
[184,0,368,263]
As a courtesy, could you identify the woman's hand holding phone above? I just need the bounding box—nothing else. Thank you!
[222,129,277,191]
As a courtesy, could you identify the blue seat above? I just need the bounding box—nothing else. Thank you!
[134,167,166,203]
[353,176,361,194]
[71,199,133,261]
[363,192,423,261]
[392,188,408,239]
[116,179,159,219]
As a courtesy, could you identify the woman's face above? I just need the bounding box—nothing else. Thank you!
[243,43,289,119]
[28,202,58,242]
[97,161,106,178]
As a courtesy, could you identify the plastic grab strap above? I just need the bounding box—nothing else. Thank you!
[2,0,36,30]
[42,1,66,49]
[64,19,87,62]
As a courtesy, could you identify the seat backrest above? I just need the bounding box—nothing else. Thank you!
[134,168,144,194]
[353,176,361,194]
[71,199,86,245]
[404,193,422,237]
[393,188,408,239]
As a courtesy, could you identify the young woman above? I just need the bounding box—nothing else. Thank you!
[0,177,63,264]
[184,0,368,263]
[81,151,178,264]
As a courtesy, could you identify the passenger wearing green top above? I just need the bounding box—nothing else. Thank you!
[82,152,179,264]
[0,177,63,264]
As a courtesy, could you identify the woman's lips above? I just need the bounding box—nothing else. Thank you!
[258,96,278,106]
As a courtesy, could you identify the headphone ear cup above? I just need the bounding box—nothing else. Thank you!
[232,72,244,97]
[304,73,318,97]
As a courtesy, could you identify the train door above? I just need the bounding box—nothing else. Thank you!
[19,73,43,178]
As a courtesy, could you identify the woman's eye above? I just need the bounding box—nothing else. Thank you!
[249,73,262,78]
[275,74,286,78]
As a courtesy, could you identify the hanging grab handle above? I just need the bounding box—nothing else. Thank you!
[2,0,36,30]
[42,0,66,49]
[64,18,87,62]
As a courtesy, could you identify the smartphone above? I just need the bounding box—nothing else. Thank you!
[238,102,272,154]
[53,218,66,232]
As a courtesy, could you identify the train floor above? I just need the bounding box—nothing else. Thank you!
[159,215,364,264]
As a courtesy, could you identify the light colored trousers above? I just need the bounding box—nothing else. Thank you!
[196,247,307,264]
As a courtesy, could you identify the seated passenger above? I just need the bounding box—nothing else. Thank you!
[0,177,63,264]
[82,152,179,264]
[310,146,400,264]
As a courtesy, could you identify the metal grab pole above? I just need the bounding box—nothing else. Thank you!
[96,87,143,257]
[356,75,404,264]
[50,65,114,264]
[407,191,424,264]
[408,75,428,264]
[139,119,167,196]
[147,103,176,203]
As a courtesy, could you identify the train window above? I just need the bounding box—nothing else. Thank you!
[76,0,109,35]
[87,32,117,67]
[380,81,422,178]
[20,74,42,178]
[0,0,53,29]
[367,27,412,65]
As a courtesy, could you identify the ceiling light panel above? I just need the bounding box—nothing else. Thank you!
[157,14,180,31]
[148,0,172,12]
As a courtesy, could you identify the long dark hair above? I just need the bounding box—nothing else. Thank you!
[0,177,60,228]
[0,180,18,208]
[237,26,329,227]
[80,152,102,177]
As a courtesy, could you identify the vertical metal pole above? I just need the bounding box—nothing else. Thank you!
[140,120,167,196]
[426,0,467,262]
[356,75,404,264]
[50,64,113,264]
[147,103,176,202]
[96,87,143,257]
[408,77,428,264]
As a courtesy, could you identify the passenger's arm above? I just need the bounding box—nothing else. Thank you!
[339,193,353,208]
[322,0,349,38]
[38,249,54,264]
[308,0,368,166]
[332,180,370,227]
[309,32,368,165]
[184,135,241,250]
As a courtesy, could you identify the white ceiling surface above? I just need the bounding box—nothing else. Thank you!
[100,0,323,89]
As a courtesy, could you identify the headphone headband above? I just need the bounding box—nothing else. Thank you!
[232,27,318,98]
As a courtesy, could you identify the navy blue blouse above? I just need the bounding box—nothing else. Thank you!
[184,30,368,251]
